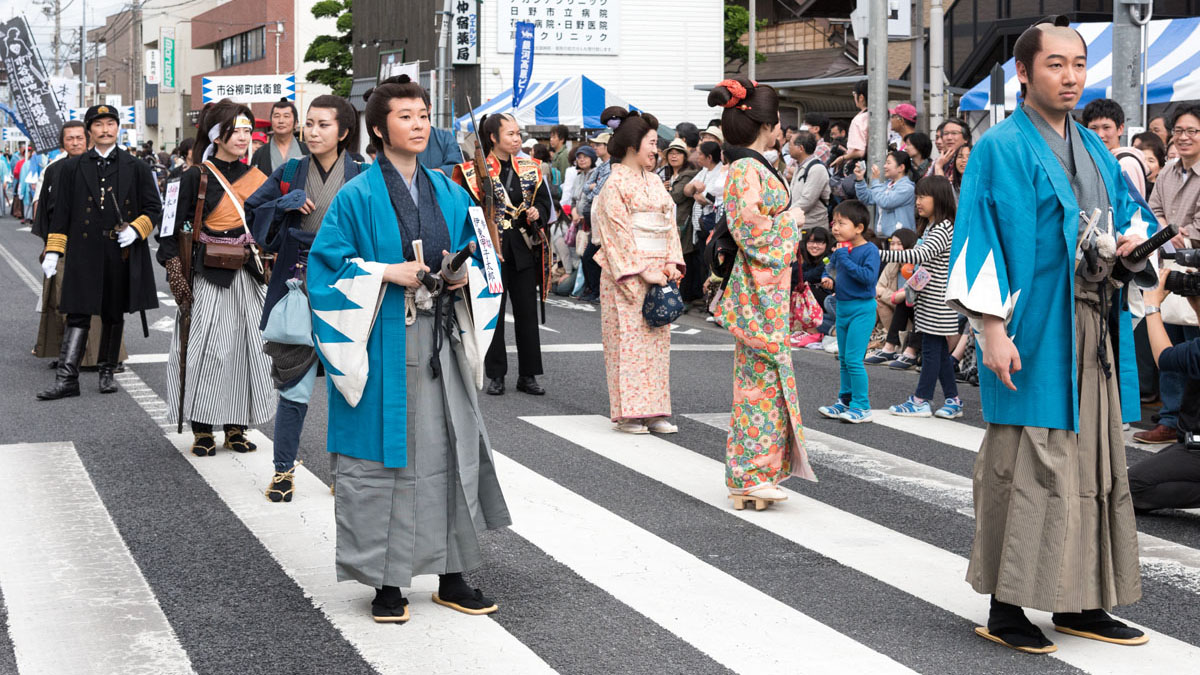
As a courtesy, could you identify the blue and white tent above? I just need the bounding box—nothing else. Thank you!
[960,17,1200,112]
[454,75,636,132]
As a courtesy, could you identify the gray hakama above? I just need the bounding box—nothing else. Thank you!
[165,268,275,426]
[332,310,511,589]
[967,282,1142,612]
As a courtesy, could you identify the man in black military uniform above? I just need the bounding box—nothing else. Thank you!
[38,104,161,400]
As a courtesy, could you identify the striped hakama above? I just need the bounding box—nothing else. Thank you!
[331,311,510,589]
[165,268,275,427]
[966,282,1142,612]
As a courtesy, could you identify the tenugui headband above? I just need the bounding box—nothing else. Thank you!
[201,114,255,162]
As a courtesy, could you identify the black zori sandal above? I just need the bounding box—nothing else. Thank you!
[975,597,1057,654]
[1053,610,1149,646]
[191,432,216,457]
[372,586,410,624]
[223,425,257,453]
[433,573,498,615]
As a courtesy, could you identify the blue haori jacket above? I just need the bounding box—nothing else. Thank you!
[306,159,481,468]
[946,106,1158,432]
[245,154,364,330]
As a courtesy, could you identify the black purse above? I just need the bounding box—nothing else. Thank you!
[642,281,685,328]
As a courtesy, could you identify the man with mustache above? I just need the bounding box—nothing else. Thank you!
[37,104,160,400]
[948,16,1154,654]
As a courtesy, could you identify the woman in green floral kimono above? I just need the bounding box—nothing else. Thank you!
[709,78,817,510]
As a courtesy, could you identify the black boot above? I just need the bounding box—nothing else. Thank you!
[97,323,124,394]
[37,326,87,400]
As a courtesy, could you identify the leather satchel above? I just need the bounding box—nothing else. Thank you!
[202,241,250,270]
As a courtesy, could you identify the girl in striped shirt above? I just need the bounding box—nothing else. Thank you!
[879,176,964,419]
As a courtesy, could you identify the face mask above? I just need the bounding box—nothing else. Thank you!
[763,149,779,163]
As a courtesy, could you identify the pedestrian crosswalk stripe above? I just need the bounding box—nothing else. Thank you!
[506,343,735,353]
[870,407,1147,452]
[0,442,195,675]
[493,452,917,674]
[688,413,1200,592]
[159,430,557,675]
[522,414,1200,674]
[125,353,169,364]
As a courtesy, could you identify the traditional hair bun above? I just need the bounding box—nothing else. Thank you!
[364,74,416,103]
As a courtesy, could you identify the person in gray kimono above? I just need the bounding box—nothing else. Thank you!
[307,75,511,624]
[246,95,365,503]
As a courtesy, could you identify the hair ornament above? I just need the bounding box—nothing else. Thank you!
[606,117,622,129]
[717,79,749,108]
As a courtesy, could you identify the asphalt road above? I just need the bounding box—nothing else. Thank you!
[0,212,1198,675]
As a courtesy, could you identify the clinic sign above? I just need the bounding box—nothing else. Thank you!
[496,0,618,55]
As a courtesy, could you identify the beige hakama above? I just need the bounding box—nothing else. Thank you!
[967,282,1142,612]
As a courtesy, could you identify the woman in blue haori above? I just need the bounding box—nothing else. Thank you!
[947,17,1154,654]
[307,75,510,624]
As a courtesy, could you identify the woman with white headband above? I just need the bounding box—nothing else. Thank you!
[157,99,274,458]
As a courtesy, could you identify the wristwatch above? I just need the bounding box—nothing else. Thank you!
[1145,305,1161,316]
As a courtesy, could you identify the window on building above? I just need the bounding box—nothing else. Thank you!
[217,26,266,68]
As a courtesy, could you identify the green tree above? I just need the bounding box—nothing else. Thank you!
[724,3,767,69]
[305,0,354,97]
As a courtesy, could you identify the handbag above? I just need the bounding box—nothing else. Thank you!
[262,278,314,346]
[203,241,250,270]
[790,282,824,332]
[642,280,685,328]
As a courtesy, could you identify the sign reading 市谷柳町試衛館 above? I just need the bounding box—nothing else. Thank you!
[202,74,296,104]
[0,17,66,152]
[496,0,618,55]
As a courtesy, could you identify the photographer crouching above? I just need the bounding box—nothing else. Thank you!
[1129,258,1200,512]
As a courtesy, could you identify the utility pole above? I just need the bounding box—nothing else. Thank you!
[867,0,888,174]
[748,0,756,82]
[79,0,86,106]
[911,0,925,131]
[1113,0,1152,141]
[929,0,944,129]
[52,0,62,74]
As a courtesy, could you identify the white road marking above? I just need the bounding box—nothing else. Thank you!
[16,226,31,232]
[688,413,1200,593]
[505,312,559,333]
[0,442,195,675]
[153,431,556,675]
[524,415,1200,675]
[508,342,735,353]
[125,353,169,364]
[0,237,41,294]
[150,316,175,332]
[110,362,556,675]
[494,452,916,674]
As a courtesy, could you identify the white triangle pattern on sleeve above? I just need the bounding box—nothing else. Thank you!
[311,259,389,408]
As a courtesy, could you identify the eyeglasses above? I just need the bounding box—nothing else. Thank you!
[1173,128,1200,139]
[942,129,963,136]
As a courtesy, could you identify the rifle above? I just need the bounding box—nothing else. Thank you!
[466,97,501,255]
[176,168,206,433]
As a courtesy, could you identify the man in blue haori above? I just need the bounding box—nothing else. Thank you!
[306,75,509,624]
[947,16,1154,654]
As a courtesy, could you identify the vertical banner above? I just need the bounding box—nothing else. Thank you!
[0,17,65,152]
[512,21,536,109]
[160,27,176,93]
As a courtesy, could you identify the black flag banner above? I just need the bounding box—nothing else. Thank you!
[0,17,64,152]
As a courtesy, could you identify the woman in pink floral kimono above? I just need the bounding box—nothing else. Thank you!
[593,107,686,434]
[710,78,817,509]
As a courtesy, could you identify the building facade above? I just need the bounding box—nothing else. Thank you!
[353,0,724,130]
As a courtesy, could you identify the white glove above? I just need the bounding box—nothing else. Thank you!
[117,226,138,248]
[42,253,59,278]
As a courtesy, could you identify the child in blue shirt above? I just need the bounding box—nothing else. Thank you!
[818,199,881,423]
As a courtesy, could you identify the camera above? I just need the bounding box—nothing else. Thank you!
[1163,248,1200,297]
